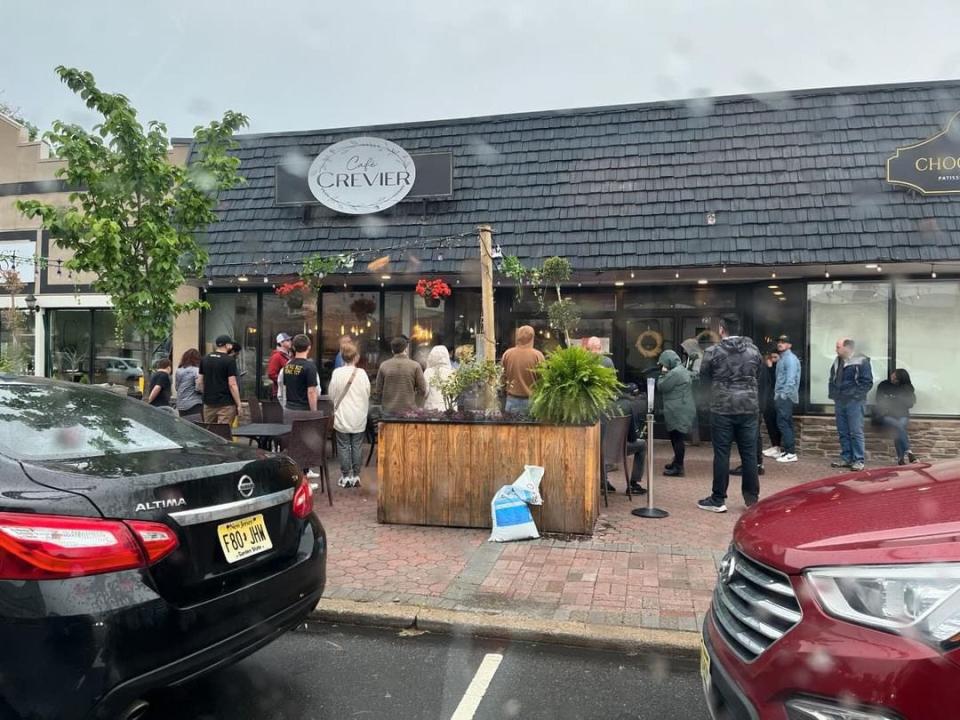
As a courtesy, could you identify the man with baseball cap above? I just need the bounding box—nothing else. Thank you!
[267,332,293,399]
[773,333,801,463]
[197,335,243,424]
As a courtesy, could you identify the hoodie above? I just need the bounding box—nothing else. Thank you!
[423,345,455,411]
[699,336,762,416]
[657,350,697,433]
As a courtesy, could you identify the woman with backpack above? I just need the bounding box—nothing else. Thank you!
[875,368,917,465]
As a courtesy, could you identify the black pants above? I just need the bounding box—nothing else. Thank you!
[762,405,781,448]
[628,439,647,486]
[711,413,760,503]
[668,430,686,468]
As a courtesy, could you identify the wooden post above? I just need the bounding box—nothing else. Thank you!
[478,224,497,410]
[478,225,496,363]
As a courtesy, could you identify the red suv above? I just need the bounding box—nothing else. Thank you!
[702,460,960,720]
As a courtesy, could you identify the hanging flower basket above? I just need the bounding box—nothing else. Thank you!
[416,278,452,307]
[276,280,307,309]
[350,297,377,319]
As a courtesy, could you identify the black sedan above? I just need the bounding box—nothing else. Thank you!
[0,377,326,720]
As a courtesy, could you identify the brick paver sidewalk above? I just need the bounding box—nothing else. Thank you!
[317,441,837,634]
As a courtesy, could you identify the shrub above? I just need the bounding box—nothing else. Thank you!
[529,346,621,425]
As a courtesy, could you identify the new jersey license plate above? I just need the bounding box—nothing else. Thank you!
[700,638,712,697]
[218,513,272,564]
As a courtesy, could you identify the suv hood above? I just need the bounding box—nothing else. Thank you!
[736,461,960,573]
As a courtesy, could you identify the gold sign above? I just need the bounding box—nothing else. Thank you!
[887,112,960,195]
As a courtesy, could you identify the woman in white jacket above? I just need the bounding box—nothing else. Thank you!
[423,345,455,411]
[327,342,371,488]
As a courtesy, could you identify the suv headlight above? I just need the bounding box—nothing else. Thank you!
[807,564,960,649]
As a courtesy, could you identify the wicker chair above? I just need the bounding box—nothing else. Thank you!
[260,400,284,424]
[196,422,232,441]
[283,417,333,506]
[600,414,633,506]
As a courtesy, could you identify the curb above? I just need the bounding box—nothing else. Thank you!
[306,598,701,658]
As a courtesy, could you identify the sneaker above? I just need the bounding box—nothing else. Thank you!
[776,452,799,463]
[349,476,361,488]
[664,463,676,471]
[629,482,647,495]
[763,446,782,458]
[337,475,349,488]
[306,469,321,479]
[744,495,759,508]
[757,465,765,476]
[907,451,919,464]
[850,461,865,471]
[697,496,727,513]
[663,466,684,477]
[830,459,852,469]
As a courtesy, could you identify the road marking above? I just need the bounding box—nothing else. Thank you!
[450,652,504,720]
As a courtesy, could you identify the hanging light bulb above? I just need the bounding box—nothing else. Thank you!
[771,272,777,279]
[630,271,635,279]
[722,265,727,274]
[675,272,680,279]
[932,264,938,279]
[824,266,830,279]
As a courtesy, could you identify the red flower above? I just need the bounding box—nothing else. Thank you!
[415,278,452,300]
[275,280,307,297]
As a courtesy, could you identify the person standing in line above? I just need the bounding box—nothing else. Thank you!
[732,349,778,478]
[267,332,292,399]
[657,349,696,477]
[197,335,243,425]
[829,337,874,472]
[282,334,319,413]
[586,336,615,370]
[333,335,353,369]
[372,336,427,415]
[423,345,456,411]
[174,348,203,418]
[146,358,173,409]
[328,342,371,488]
[774,334,802,463]
[875,368,918,465]
[502,325,544,415]
[697,316,763,514]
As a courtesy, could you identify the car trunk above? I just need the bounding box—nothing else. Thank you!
[20,445,309,605]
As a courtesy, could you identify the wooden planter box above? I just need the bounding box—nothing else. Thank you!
[377,419,600,535]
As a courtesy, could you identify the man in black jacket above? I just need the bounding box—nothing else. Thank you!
[698,316,762,513]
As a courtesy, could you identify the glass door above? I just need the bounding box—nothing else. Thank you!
[624,317,675,388]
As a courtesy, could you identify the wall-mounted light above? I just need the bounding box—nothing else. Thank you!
[237,275,249,282]
[722,265,727,274]
[771,272,777,279]
[675,272,680,279]
[768,284,779,289]
[697,279,708,285]
[630,271,635,279]
[824,266,830,279]
[24,294,37,315]
[614,280,625,287]
[931,264,938,279]
[381,275,391,280]
[705,212,717,225]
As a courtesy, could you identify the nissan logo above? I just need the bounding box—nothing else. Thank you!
[237,475,255,498]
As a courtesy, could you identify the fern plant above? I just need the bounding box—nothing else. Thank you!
[529,346,621,425]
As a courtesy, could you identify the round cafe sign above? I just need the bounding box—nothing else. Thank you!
[308,137,417,214]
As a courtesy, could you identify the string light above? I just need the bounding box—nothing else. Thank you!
[722,265,727,274]
[932,264,938,279]
[824,266,830,279]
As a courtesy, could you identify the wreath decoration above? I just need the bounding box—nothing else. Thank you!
[635,329,664,359]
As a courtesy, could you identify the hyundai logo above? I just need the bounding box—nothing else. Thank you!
[237,475,255,498]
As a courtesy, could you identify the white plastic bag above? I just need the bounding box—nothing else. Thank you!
[488,465,545,542]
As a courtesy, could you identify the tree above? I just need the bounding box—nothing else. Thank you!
[17,67,248,380]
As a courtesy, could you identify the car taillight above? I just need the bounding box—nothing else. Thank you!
[0,512,179,580]
[292,480,314,519]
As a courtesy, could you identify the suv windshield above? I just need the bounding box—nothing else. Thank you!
[0,380,220,461]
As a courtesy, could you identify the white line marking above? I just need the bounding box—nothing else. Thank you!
[450,652,504,720]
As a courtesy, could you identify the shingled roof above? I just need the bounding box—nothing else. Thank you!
[193,79,960,279]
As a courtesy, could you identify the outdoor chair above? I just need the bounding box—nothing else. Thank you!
[284,416,334,506]
[317,395,337,457]
[247,396,264,423]
[196,422,232,441]
[365,414,378,467]
[601,414,634,506]
[260,400,284,424]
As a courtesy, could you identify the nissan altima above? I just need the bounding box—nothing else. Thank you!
[0,376,326,720]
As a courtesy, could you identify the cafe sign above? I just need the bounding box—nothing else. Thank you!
[307,137,417,214]
[887,112,960,195]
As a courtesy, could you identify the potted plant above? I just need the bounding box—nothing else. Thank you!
[275,280,307,309]
[350,296,377,321]
[415,278,452,308]
[529,345,621,425]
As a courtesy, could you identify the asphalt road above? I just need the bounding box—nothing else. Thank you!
[142,623,708,720]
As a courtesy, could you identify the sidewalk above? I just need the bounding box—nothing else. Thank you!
[314,441,834,639]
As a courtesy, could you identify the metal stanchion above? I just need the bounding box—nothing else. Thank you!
[633,378,669,519]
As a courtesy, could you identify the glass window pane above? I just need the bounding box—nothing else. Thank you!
[262,292,318,397]
[92,310,153,392]
[808,282,890,405]
[512,292,615,314]
[751,282,805,355]
[322,291,380,375]
[452,291,482,358]
[1,309,35,374]
[623,286,736,311]
[625,317,675,385]
[896,281,960,415]
[49,310,91,384]
[508,319,563,354]
[202,293,259,399]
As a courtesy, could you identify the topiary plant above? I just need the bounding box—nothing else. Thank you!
[529,346,621,425]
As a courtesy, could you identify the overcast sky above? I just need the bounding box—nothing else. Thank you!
[4,0,960,138]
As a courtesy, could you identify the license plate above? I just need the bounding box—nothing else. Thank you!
[217,513,272,564]
[700,638,712,696]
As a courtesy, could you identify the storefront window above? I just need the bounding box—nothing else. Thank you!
[625,317,675,386]
[509,319,563,355]
[92,311,154,391]
[49,310,92,384]
[452,291,482,358]
[322,291,380,375]
[895,281,960,415]
[512,292,615,314]
[752,282,805,355]
[262,292,318,396]
[203,293,259,399]
[383,291,446,367]
[808,282,889,405]
[0,309,34,374]
[623,285,736,311]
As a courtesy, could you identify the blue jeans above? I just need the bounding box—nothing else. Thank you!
[835,400,865,463]
[504,396,530,414]
[881,416,910,460]
[774,397,796,454]
[711,413,760,503]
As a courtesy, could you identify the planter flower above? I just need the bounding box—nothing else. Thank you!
[275,280,307,309]
[415,278,452,308]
